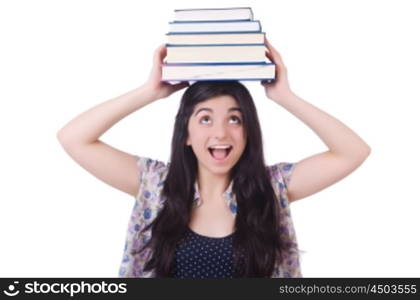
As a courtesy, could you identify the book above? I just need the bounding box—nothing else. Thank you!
[166,32,265,45]
[162,62,275,81]
[174,7,253,22]
[165,44,267,63]
[161,7,274,81]
[168,20,261,33]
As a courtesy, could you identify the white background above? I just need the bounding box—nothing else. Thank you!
[1,0,419,277]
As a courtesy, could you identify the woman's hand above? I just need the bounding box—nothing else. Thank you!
[143,44,189,100]
[261,37,294,103]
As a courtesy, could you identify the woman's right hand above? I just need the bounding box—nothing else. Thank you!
[142,44,189,100]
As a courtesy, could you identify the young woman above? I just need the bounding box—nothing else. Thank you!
[57,38,371,278]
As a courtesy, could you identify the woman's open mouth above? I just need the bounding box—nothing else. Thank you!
[208,145,233,162]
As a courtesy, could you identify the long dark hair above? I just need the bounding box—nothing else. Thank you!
[136,81,288,277]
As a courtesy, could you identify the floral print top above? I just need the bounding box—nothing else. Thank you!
[118,155,302,278]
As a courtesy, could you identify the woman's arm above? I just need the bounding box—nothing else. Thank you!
[57,45,188,197]
[262,37,371,203]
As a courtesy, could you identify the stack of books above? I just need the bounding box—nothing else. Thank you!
[161,7,275,82]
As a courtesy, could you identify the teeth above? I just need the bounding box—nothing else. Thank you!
[209,145,232,150]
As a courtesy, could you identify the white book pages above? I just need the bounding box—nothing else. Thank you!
[162,64,275,81]
[166,45,266,63]
[167,33,264,45]
[168,21,260,33]
[174,7,253,22]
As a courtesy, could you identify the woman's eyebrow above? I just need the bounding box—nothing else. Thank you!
[194,107,242,116]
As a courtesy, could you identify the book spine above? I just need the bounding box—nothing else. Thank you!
[174,7,252,12]
[173,7,253,22]
[164,62,274,66]
[172,19,252,23]
[165,32,266,35]
[167,31,262,34]
[166,43,265,47]
[169,20,259,24]
[163,78,272,81]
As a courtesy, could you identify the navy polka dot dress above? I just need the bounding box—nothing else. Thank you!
[171,227,237,278]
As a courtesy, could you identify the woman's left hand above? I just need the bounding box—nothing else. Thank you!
[261,37,294,102]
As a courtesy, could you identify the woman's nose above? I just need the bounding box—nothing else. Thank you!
[212,122,228,139]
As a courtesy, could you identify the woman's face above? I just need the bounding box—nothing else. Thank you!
[186,95,247,176]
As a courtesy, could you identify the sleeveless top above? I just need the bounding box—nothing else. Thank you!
[118,155,303,278]
[171,228,236,278]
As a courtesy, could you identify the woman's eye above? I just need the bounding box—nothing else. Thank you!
[230,116,242,124]
[199,116,211,124]
[199,116,241,124]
